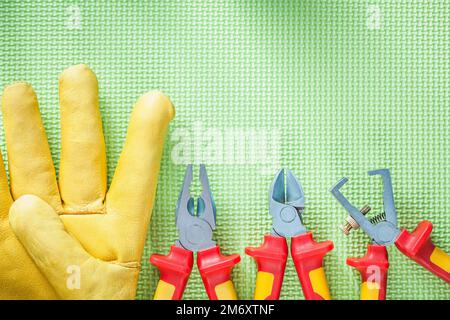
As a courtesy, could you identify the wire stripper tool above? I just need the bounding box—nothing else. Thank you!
[246,169,334,300]
[331,168,450,300]
[150,164,240,300]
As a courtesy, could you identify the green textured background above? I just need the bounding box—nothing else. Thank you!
[0,0,448,300]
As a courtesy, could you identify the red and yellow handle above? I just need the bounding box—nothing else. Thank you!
[291,232,334,300]
[150,245,194,300]
[245,235,288,300]
[395,220,450,283]
[347,244,389,300]
[197,246,241,300]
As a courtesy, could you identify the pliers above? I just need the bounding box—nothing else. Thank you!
[150,164,240,300]
[330,168,450,300]
[246,169,334,300]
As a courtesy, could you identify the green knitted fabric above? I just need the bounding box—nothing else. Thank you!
[0,0,448,300]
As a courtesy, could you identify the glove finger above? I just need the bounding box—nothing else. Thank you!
[59,65,107,213]
[9,194,137,299]
[107,91,174,220]
[2,83,62,212]
[0,152,13,218]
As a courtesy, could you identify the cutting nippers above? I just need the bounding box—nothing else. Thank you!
[331,168,450,300]
[246,169,334,300]
[150,164,240,300]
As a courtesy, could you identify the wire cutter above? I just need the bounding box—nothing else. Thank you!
[150,164,240,300]
[331,168,450,300]
[245,169,334,300]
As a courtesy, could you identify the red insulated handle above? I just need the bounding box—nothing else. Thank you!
[347,244,389,300]
[150,245,193,300]
[395,221,450,283]
[245,235,288,300]
[291,232,334,300]
[197,246,241,300]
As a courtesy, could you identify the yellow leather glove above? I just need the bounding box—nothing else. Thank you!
[0,152,57,299]
[2,64,174,299]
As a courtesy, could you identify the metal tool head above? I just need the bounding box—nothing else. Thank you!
[269,169,307,237]
[175,164,216,252]
[330,168,400,246]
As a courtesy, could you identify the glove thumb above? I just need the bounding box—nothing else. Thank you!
[9,195,137,299]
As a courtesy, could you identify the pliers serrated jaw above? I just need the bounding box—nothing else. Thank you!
[175,164,216,252]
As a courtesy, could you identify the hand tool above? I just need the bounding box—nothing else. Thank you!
[150,164,240,300]
[331,168,450,300]
[246,169,334,300]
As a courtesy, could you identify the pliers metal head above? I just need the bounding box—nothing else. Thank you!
[175,164,216,252]
[330,168,401,245]
[269,169,307,237]
[151,164,241,300]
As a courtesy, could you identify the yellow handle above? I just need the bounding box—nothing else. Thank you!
[430,247,450,273]
[360,281,381,300]
[215,280,238,300]
[153,280,175,300]
[254,271,274,300]
[309,267,331,300]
